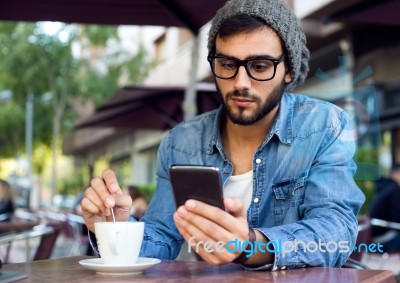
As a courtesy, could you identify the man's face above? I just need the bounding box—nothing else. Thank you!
[214,27,292,125]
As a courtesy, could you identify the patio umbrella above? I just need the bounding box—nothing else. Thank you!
[75,82,220,130]
[0,0,227,34]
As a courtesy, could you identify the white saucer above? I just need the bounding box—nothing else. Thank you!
[79,257,161,275]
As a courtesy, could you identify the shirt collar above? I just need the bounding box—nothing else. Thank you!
[269,93,293,145]
[208,106,224,155]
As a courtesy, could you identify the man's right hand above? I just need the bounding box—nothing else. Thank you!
[81,169,133,233]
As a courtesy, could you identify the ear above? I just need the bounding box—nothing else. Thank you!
[284,70,292,84]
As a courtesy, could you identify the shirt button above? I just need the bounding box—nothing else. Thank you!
[253,197,259,203]
[255,158,262,164]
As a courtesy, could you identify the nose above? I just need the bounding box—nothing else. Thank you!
[233,66,251,91]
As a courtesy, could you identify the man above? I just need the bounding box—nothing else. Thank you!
[81,0,365,270]
[369,167,400,252]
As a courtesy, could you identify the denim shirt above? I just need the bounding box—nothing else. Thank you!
[136,93,364,269]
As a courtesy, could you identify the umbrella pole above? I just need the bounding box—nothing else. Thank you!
[183,34,200,121]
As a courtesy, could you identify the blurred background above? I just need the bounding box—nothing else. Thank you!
[0,0,399,275]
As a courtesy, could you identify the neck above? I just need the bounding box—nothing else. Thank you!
[220,106,279,175]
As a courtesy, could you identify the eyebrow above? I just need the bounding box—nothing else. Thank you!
[215,52,280,60]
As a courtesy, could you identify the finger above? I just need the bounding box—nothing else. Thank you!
[90,176,115,210]
[174,210,213,242]
[174,212,236,264]
[173,212,191,240]
[223,197,246,218]
[83,186,111,216]
[81,192,102,214]
[195,243,232,265]
[190,237,225,266]
[184,200,246,235]
[175,206,238,244]
[102,169,122,194]
[113,193,133,218]
[114,192,133,208]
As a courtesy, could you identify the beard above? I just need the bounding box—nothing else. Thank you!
[216,79,285,125]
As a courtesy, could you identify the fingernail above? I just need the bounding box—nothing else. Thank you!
[109,183,119,192]
[177,206,187,217]
[225,198,234,207]
[186,200,196,208]
[105,197,114,207]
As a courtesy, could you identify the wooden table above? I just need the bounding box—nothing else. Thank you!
[1,256,397,283]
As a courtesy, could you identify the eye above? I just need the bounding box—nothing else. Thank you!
[217,58,236,70]
[249,60,273,72]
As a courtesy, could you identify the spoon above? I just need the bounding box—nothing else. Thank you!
[110,208,116,223]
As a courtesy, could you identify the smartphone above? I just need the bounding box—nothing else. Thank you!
[169,165,225,210]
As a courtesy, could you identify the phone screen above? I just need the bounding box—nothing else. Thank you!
[169,165,225,210]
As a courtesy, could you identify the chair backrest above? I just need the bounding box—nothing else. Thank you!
[0,222,62,262]
[32,222,62,261]
[349,215,372,261]
[370,217,400,254]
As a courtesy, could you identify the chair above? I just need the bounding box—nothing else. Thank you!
[342,258,370,269]
[345,215,400,271]
[0,223,62,262]
[342,216,372,269]
[32,222,63,261]
[349,215,372,262]
[63,213,90,256]
[369,217,400,269]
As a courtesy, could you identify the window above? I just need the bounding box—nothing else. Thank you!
[154,33,166,65]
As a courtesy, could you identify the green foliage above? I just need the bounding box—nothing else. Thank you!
[81,25,118,46]
[75,60,120,106]
[76,44,154,108]
[58,170,87,196]
[0,22,78,158]
[32,143,52,174]
[0,21,153,162]
[354,147,380,215]
[137,183,156,202]
[125,45,155,83]
[0,101,25,157]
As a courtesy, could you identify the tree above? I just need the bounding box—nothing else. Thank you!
[0,21,153,201]
[0,101,25,158]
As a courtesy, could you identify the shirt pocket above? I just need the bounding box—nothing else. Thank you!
[272,173,307,225]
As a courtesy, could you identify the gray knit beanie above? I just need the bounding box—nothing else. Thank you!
[208,0,310,91]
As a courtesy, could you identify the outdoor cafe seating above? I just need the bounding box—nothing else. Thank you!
[346,215,400,271]
[0,208,88,263]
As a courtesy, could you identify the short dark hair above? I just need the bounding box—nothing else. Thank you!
[391,165,400,173]
[127,185,145,200]
[218,14,265,38]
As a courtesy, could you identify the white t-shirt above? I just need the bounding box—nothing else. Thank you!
[223,170,253,212]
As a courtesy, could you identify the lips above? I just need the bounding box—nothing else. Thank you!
[231,97,254,107]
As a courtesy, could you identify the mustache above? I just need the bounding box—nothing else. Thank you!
[226,90,261,102]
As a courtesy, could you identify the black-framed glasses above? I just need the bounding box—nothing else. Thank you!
[207,53,285,81]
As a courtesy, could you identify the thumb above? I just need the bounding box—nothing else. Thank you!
[224,197,245,218]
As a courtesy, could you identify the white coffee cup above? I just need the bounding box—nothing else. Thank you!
[95,221,144,265]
